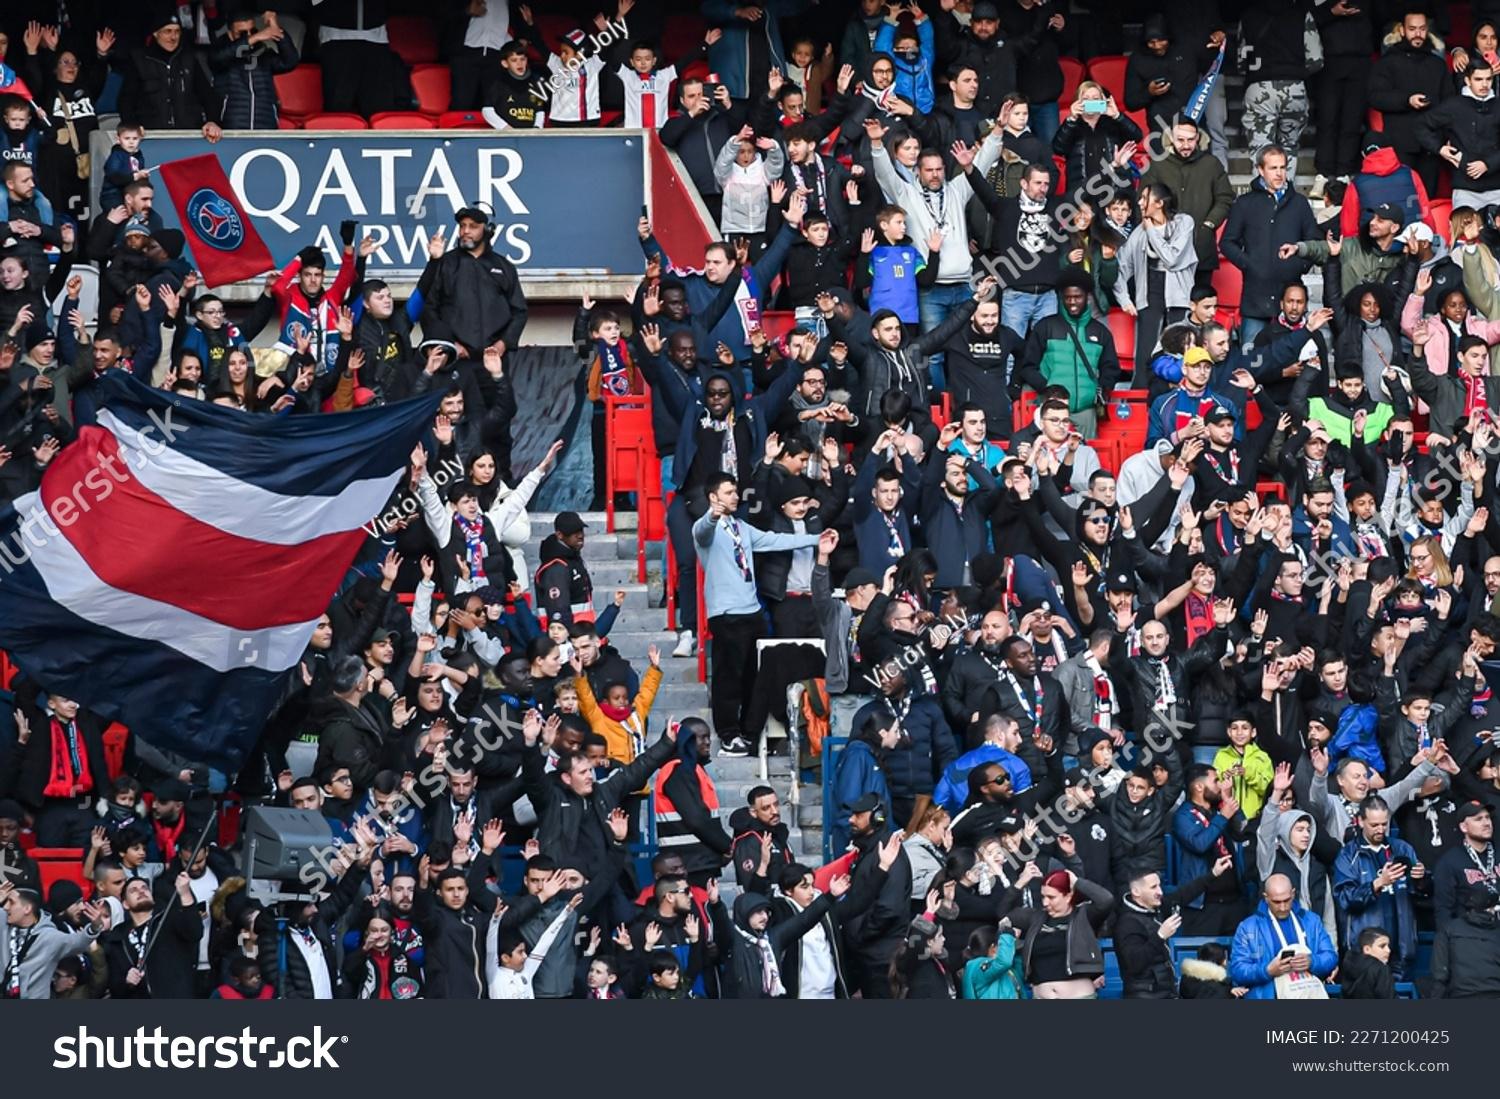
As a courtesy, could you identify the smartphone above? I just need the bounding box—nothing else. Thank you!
[641,204,649,219]
[1278,947,1297,962]
[1083,99,1108,115]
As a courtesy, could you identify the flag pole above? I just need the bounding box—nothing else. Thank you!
[139,797,221,963]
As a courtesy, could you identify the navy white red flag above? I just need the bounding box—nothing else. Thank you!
[158,153,276,287]
[0,374,442,771]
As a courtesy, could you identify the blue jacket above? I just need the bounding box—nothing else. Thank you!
[934,744,1032,813]
[881,695,958,802]
[874,20,935,114]
[1146,384,1243,447]
[1229,899,1339,999]
[1171,802,1246,910]
[830,739,891,854]
[1292,506,1355,560]
[1333,837,1421,972]
[641,223,796,365]
[703,0,807,100]
[850,447,919,577]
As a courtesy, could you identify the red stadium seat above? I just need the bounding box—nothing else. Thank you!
[1211,259,1243,312]
[410,64,453,117]
[370,111,436,129]
[759,311,797,341]
[1367,107,1384,132]
[1059,57,1085,104]
[274,63,323,120]
[1085,55,1129,104]
[102,722,129,780]
[537,14,575,52]
[302,113,370,129]
[277,117,298,130]
[387,15,439,65]
[439,109,490,129]
[1429,198,1452,241]
[37,856,89,899]
[1106,308,1135,379]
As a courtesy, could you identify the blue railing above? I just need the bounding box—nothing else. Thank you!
[821,736,850,863]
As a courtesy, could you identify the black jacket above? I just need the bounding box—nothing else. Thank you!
[726,891,836,998]
[660,102,748,196]
[522,728,678,878]
[1052,115,1143,206]
[102,906,202,999]
[841,830,913,990]
[1430,910,1500,998]
[770,865,887,999]
[410,861,494,999]
[12,699,110,811]
[534,533,593,629]
[116,42,221,129]
[1367,40,1452,155]
[417,245,528,357]
[933,12,1018,116]
[260,864,366,998]
[729,807,793,895]
[1339,948,1397,999]
[311,694,391,792]
[209,32,298,129]
[1112,874,1211,998]
[1010,877,1114,981]
[1239,0,1313,83]
[1420,90,1500,193]
[1219,180,1320,319]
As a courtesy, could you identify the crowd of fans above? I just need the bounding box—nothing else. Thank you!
[6,0,1500,1003]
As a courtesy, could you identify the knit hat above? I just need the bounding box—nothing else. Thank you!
[47,879,83,916]
[0,798,24,823]
[563,28,587,48]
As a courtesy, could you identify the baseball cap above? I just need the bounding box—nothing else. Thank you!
[555,511,588,535]
[843,567,880,590]
[845,792,882,814]
[1458,801,1492,823]
[1105,571,1137,593]
[1370,202,1406,228]
[971,1,1000,19]
[1184,346,1214,367]
[454,200,495,225]
[1204,407,1237,425]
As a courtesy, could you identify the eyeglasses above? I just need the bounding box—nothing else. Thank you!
[1085,515,1110,525]
[1411,553,1431,563]
[1042,416,1070,425]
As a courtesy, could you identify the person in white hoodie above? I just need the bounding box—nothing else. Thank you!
[714,128,786,252]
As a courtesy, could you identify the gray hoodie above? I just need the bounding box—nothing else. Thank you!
[1256,800,1337,938]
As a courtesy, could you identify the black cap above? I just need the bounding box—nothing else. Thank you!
[1370,202,1406,228]
[1458,801,1493,823]
[1064,766,1091,788]
[1204,407,1237,425]
[455,200,495,225]
[48,879,83,915]
[845,792,882,814]
[843,567,879,590]
[370,627,398,644]
[0,798,23,822]
[1105,571,1137,593]
[555,511,588,535]
[153,777,191,803]
[971,1,1000,18]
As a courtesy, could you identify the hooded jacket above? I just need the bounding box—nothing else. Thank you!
[534,532,593,630]
[729,805,793,895]
[1255,801,1336,937]
[657,733,733,876]
[1339,146,1433,239]
[727,891,836,998]
[830,738,893,855]
[1334,834,1424,972]
[1124,16,1213,125]
[1109,749,1185,890]
[874,21,935,113]
[841,828,913,992]
[1017,300,1121,416]
[1338,946,1396,998]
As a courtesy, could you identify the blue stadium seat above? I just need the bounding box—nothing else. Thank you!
[1098,939,1124,999]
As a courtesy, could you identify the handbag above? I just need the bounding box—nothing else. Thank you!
[58,99,90,180]
[1269,911,1329,1000]
[1061,318,1109,420]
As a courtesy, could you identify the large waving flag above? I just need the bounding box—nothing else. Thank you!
[0,374,442,772]
[158,154,276,288]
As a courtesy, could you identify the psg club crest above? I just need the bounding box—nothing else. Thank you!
[185,187,246,251]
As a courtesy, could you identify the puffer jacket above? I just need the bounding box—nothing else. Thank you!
[1229,897,1338,1000]
[116,42,221,130]
[1339,146,1433,238]
[210,32,299,129]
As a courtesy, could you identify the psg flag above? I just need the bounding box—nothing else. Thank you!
[0,374,443,772]
[158,154,275,287]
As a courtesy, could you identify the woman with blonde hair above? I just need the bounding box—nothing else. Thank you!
[1406,534,1453,590]
[902,803,952,899]
[1052,80,1141,201]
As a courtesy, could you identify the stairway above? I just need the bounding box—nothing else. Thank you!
[525,511,820,867]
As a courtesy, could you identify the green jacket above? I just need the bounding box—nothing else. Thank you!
[1061,233,1121,317]
[1305,396,1394,446]
[962,938,1026,999]
[1141,147,1235,270]
[1019,304,1120,414]
[1295,236,1411,299]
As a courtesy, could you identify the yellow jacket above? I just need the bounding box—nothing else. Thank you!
[1211,742,1275,822]
[575,666,663,764]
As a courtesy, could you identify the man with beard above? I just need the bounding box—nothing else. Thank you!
[1124,619,1189,747]
[850,429,921,578]
[101,874,200,999]
[1367,10,1450,195]
[419,202,529,368]
[260,844,369,999]
[943,297,1022,441]
[982,637,1065,752]
[840,792,913,998]
[1433,802,1498,930]
[1334,798,1426,978]
[771,362,859,474]
[627,872,710,996]
[0,881,108,999]
[730,786,793,895]
[1309,742,1451,846]
[949,762,1024,848]
[1172,766,1251,935]
[918,425,1001,589]
[0,802,39,892]
[941,608,1013,738]
[637,324,705,488]
[933,1,1018,117]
